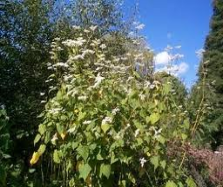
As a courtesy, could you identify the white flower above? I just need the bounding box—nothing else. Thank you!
[90,39,101,47]
[82,49,95,55]
[112,107,120,115]
[154,128,162,138]
[67,126,76,133]
[139,157,147,167]
[134,129,140,137]
[83,120,92,125]
[121,57,128,61]
[144,81,151,88]
[45,78,53,83]
[90,25,97,31]
[48,108,63,114]
[84,29,90,33]
[72,25,81,30]
[102,117,112,125]
[124,123,131,131]
[54,62,68,68]
[78,96,87,101]
[54,37,60,41]
[127,76,134,82]
[113,57,120,62]
[62,38,86,47]
[100,44,106,49]
[40,92,45,96]
[139,93,146,101]
[93,73,105,88]
[149,84,155,89]
[72,54,85,60]
[51,133,58,143]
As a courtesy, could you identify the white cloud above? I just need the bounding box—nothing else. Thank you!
[175,45,182,49]
[155,62,189,76]
[154,51,171,65]
[177,62,189,75]
[135,24,145,30]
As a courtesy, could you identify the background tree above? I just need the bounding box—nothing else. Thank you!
[190,0,223,149]
[0,0,132,185]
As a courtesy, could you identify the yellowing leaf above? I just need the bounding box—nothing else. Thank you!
[101,123,110,133]
[149,113,160,124]
[154,99,158,106]
[60,132,66,140]
[30,152,40,165]
[86,174,92,186]
[98,90,103,98]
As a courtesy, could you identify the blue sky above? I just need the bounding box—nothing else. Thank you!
[124,0,213,88]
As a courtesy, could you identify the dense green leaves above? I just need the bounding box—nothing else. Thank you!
[29,29,195,186]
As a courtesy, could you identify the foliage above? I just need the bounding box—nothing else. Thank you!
[0,107,10,187]
[31,27,195,186]
[191,0,223,148]
[0,0,128,185]
[154,72,187,106]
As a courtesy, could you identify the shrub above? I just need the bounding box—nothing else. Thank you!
[31,26,195,186]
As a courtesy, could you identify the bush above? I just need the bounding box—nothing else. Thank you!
[31,26,195,186]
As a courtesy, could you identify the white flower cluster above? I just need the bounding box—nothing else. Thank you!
[102,116,112,125]
[62,37,86,47]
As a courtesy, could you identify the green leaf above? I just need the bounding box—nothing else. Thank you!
[96,153,104,161]
[38,144,46,155]
[163,83,171,94]
[186,176,197,187]
[100,164,111,179]
[183,119,190,129]
[160,160,166,169]
[150,156,159,170]
[78,112,86,121]
[149,113,160,124]
[157,136,165,144]
[2,153,11,159]
[79,163,91,180]
[101,123,110,133]
[53,149,61,164]
[0,165,6,185]
[56,123,64,134]
[34,134,41,146]
[77,146,89,161]
[181,133,188,140]
[165,180,177,187]
[38,124,46,135]
[29,168,36,174]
